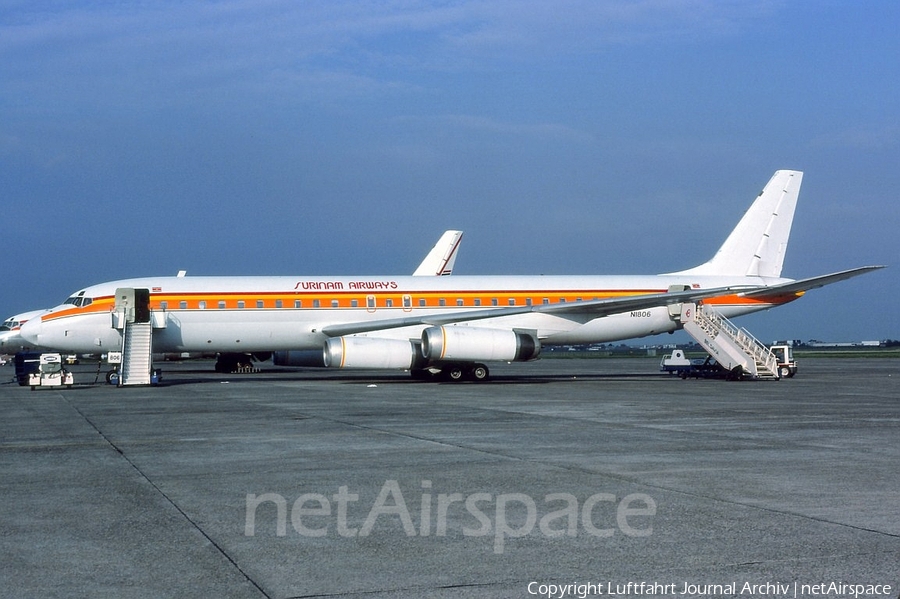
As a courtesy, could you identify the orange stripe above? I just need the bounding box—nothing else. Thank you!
[702,292,803,306]
[42,287,800,320]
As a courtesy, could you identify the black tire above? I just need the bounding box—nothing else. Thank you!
[469,364,489,382]
[444,366,465,382]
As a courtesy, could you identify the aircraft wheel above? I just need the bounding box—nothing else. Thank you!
[106,370,119,385]
[443,365,465,382]
[468,364,489,382]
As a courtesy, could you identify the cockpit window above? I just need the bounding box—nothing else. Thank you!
[63,296,93,308]
[0,317,26,330]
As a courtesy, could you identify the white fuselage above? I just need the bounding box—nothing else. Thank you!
[21,273,789,355]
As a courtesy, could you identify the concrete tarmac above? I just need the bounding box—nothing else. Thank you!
[1,358,898,598]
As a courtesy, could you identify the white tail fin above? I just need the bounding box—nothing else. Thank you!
[413,230,463,276]
[675,170,802,278]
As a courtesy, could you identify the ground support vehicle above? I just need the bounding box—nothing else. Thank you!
[28,353,74,390]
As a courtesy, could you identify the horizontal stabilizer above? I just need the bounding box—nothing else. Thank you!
[740,266,885,300]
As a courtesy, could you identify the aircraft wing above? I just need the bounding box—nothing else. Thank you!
[319,285,751,337]
[320,265,885,338]
[741,265,885,300]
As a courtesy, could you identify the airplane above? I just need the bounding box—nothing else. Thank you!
[0,309,44,353]
[18,170,882,382]
[0,230,463,366]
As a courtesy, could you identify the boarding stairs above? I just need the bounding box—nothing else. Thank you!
[110,287,160,387]
[119,321,153,386]
[679,302,780,380]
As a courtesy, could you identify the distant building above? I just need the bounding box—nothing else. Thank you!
[806,340,883,348]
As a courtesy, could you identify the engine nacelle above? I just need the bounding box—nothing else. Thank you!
[421,326,540,363]
[273,349,326,367]
[324,337,425,370]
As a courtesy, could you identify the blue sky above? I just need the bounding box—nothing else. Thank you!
[2,1,897,342]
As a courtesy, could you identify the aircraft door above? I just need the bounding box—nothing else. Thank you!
[134,288,150,323]
[114,288,151,325]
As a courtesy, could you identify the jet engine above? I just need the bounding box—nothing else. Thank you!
[421,326,540,363]
[273,349,327,367]
[323,337,425,370]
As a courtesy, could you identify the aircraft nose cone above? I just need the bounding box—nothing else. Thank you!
[18,317,42,346]
[0,329,21,349]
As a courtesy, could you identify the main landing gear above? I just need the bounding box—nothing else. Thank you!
[411,362,490,382]
[214,352,266,374]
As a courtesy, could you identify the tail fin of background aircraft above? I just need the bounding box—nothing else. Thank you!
[413,230,463,276]
[674,170,803,278]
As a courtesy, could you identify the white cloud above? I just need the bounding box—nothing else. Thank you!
[1,1,783,84]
